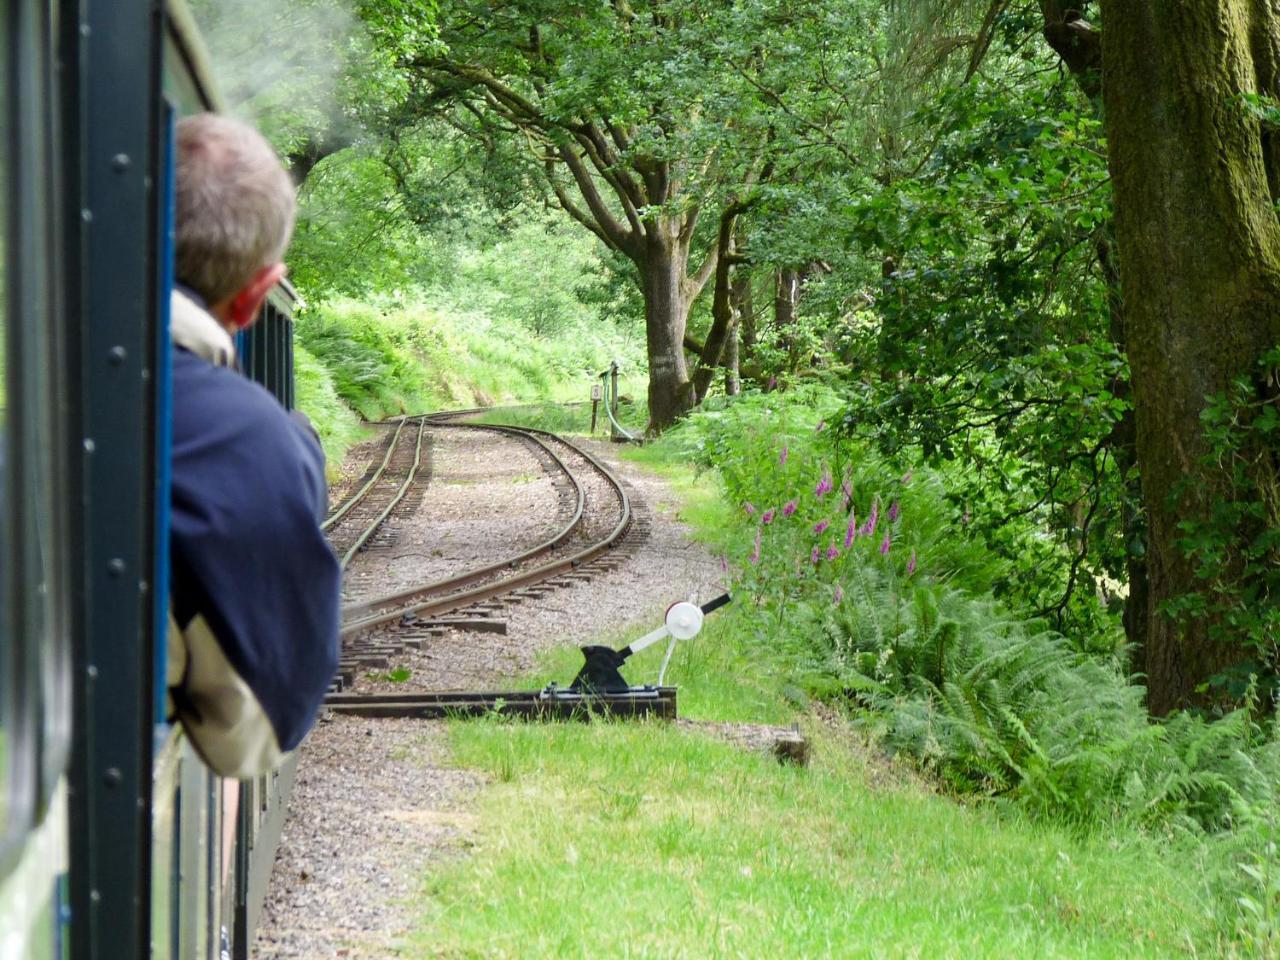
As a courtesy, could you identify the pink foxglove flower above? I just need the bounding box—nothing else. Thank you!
[810,546,821,564]
[844,513,857,549]
[750,529,762,565]
[860,498,879,538]
[907,550,918,575]
[779,444,789,466]
[813,519,830,535]
[782,499,798,517]
[888,500,900,523]
[826,544,840,561]
[744,502,756,516]
[879,532,892,556]
[833,584,844,604]
[762,508,776,525]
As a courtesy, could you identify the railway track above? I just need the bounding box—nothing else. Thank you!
[323,416,431,567]
[323,410,651,698]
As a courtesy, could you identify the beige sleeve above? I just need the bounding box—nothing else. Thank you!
[167,612,288,779]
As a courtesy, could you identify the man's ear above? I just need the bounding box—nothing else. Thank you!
[226,263,287,331]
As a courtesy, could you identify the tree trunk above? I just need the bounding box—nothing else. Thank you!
[692,209,741,403]
[724,323,741,396]
[774,267,800,364]
[1102,0,1280,714]
[641,234,694,430]
[738,271,757,357]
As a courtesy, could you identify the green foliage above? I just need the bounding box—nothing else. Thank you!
[645,385,1280,947]
[1168,347,1280,702]
[292,343,366,479]
[288,147,454,299]
[828,73,1127,648]
[297,295,632,420]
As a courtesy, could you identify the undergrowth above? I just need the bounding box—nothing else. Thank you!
[291,294,646,470]
[635,384,1280,952]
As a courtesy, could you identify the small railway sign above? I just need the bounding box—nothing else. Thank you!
[591,383,603,401]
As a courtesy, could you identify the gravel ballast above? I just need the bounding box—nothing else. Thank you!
[253,431,726,958]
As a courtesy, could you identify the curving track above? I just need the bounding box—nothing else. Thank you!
[325,409,647,693]
[323,416,430,568]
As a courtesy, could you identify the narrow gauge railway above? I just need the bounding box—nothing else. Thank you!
[322,417,431,568]
[328,412,651,707]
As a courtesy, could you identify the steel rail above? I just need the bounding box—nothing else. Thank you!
[339,421,631,637]
[338,421,587,620]
[321,418,408,532]
[338,417,429,569]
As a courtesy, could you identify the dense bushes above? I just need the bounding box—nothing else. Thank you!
[652,384,1280,949]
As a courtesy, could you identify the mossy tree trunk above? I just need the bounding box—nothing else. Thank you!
[1101,0,1280,713]
[642,232,697,428]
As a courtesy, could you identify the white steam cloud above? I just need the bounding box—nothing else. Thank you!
[187,0,367,150]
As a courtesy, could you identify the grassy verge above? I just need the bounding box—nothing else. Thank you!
[415,719,1217,959]
[407,447,1229,958]
[472,394,650,438]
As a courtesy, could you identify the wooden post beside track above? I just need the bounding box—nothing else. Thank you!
[609,362,620,442]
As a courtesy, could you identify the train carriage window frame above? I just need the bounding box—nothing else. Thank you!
[0,0,36,871]
[0,0,13,863]
[0,0,73,874]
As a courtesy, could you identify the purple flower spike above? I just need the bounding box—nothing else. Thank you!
[888,500,900,523]
[815,472,833,497]
[750,529,762,565]
[826,544,840,561]
[762,508,776,525]
[907,550,918,575]
[813,519,830,535]
[811,546,821,564]
[779,444,789,466]
[782,499,798,517]
[879,532,891,556]
[861,498,880,538]
[844,513,857,549]
[744,502,756,516]
[833,584,844,604]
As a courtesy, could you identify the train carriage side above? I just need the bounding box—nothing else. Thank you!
[0,1,75,957]
[0,2,302,957]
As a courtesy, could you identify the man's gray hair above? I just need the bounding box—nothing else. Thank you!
[174,113,297,305]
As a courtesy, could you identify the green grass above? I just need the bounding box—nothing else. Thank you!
[413,720,1219,958]
[503,617,793,727]
[404,450,1234,959]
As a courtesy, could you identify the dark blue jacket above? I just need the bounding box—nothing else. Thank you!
[169,340,340,769]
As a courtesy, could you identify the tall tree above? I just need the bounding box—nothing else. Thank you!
[392,1,838,427]
[1101,2,1280,713]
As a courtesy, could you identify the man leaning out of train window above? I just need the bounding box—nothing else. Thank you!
[166,112,341,779]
